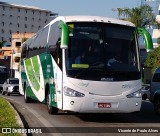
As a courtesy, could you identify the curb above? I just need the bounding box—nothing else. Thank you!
[2,96,62,136]
[6,100,27,136]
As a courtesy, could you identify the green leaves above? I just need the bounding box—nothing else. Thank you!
[115,5,155,28]
[0,97,20,128]
[0,41,7,48]
[144,46,160,73]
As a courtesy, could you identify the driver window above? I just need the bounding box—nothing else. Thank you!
[48,21,62,70]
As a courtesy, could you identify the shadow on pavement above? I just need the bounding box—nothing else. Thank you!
[76,101,160,123]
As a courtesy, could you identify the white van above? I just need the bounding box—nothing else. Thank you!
[149,67,160,115]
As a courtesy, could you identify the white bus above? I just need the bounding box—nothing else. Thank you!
[19,16,153,114]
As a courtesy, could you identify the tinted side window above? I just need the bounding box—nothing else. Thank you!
[48,21,60,47]
[152,73,160,82]
[21,39,30,59]
[21,44,26,59]
[40,26,49,48]
[28,26,49,58]
[28,37,35,57]
[48,21,62,69]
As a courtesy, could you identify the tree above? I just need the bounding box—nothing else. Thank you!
[22,38,28,43]
[0,41,7,48]
[157,37,160,45]
[14,56,20,62]
[114,5,155,28]
[144,46,160,73]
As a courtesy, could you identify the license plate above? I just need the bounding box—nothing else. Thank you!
[98,103,111,108]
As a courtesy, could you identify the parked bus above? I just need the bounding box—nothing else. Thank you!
[19,16,153,114]
[0,66,8,91]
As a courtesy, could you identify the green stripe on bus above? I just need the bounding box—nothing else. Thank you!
[25,59,40,91]
[32,56,40,82]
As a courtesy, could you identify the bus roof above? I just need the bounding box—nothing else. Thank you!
[59,16,135,27]
[23,15,136,47]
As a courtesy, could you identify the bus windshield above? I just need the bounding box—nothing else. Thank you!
[65,22,140,81]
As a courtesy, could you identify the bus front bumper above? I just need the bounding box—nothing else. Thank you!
[63,95,142,113]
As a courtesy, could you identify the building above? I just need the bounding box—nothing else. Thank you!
[0,33,35,77]
[0,46,12,71]
[11,33,35,78]
[141,0,160,48]
[0,1,58,77]
[0,1,57,45]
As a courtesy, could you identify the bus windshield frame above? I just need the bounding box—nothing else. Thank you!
[65,22,141,81]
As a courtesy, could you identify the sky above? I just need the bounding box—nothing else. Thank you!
[1,0,140,18]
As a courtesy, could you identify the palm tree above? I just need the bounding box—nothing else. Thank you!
[114,5,155,28]
[0,41,7,48]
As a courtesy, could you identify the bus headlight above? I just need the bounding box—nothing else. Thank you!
[64,87,85,97]
[126,90,142,98]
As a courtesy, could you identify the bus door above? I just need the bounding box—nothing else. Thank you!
[47,44,63,110]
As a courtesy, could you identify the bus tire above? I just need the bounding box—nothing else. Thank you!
[154,98,160,115]
[24,84,31,103]
[47,93,58,114]
[24,90,31,103]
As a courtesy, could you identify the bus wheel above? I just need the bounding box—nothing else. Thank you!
[24,90,32,103]
[47,93,58,114]
[24,85,31,103]
[154,98,160,115]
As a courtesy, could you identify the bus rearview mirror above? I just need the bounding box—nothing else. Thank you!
[59,21,69,49]
[137,28,153,52]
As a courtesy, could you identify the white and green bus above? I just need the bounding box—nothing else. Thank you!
[19,16,153,114]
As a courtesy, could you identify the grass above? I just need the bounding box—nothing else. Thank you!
[0,97,21,136]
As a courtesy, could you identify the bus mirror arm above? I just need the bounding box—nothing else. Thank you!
[137,28,153,52]
[59,21,69,49]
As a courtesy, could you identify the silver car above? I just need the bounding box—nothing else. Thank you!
[2,78,19,96]
[149,67,160,115]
